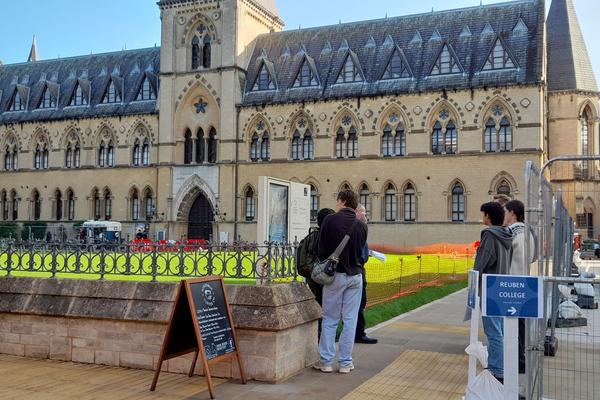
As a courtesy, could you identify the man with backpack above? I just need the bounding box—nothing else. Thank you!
[313,190,367,374]
[295,208,335,335]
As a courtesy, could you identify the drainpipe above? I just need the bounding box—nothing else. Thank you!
[234,104,241,241]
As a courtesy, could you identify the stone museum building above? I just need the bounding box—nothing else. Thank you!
[0,0,597,246]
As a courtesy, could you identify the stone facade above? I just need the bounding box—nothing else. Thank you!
[0,277,320,382]
[0,0,598,246]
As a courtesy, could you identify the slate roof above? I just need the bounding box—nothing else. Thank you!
[547,0,598,92]
[0,47,160,125]
[243,0,544,106]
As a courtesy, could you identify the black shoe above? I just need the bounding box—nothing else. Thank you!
[355,335,378,344]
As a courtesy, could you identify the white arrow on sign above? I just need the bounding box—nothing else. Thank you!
[508,307,517,316]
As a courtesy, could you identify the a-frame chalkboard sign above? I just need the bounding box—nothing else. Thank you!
[150,277,246,398]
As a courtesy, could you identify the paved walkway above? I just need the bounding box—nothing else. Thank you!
[0,289,472,400]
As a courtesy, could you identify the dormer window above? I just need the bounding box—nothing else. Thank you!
[431,45,461,75]
[192,24,211,70]
[102,80,120,104]
[252,63,275,91]
[9,90,25,111]
[483,39,516,71]
[293,60,318,87]
[382,50,411,80]
[70,83,88,106]
[39,86,56,109]
[336,54,362,84]
[136,77,156,101]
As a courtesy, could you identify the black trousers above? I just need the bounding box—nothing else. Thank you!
[519,318,526,373]
[355,273,367,340]
[307,279,323,337]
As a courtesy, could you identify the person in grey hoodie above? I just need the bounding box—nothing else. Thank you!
[505,199,536,375]
[474,201,513,383]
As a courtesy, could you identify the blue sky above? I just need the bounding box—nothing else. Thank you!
[1,0,598,80]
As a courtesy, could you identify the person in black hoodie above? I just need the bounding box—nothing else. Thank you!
[475,201,513,383]
[313,190,367,374]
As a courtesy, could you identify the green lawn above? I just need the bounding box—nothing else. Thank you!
[365,280,468,328]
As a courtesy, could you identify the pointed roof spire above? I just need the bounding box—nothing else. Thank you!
[547,0,598,92]
[28,35,38,63]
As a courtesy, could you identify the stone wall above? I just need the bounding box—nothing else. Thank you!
[0,277,320,383]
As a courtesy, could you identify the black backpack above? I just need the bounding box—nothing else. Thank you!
[295,228,319,278]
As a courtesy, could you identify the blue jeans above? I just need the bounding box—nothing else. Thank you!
[482,316,504,378]
[319,272,362,367]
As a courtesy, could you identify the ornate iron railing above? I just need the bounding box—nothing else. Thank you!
[0,240,299,283]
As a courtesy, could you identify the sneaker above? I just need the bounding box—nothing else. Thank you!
[313,361,333,373]
[339,363,355,374]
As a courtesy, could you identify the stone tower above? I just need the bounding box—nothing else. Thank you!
[156,0,284,239]
[547,0,600,238]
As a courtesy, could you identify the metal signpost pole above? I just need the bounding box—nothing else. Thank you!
[483,274,544,400]
[467,270,479,385]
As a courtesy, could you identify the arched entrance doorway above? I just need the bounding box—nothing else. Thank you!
[187,193,214,240]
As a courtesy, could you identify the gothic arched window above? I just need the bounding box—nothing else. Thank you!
[92,188,101,220]
[184,130,193,164]
[310,185,319,222]
[55,190,62,221]
[484,104,513,153]
[404,183,416,222]
[260,134,270,161]
[196,128,205,164]
[381,112,406,157]
[144,189,154,220]
[1,191,7,221]
[250,133,260,162]
[359,184,371,218]
[4,137,18,171]
[33,190,41,221]
[384,184,397,222]
[292,132,301,160]
[142,138,150,166]
[289,117,314,161]
[431,109,458,155]
[250,121,269,162]
[104,189,112,220]
[245,187,255,222]
[207,128,217,163]
[10,190,18,220]
[67,189,75,221]
[192,24,211,70]
[133,138,141,166]
[335,114,359,159]
[107,141,115,167]
[131,189,140,221]
[98,141,106,167]
[451,183,465,222]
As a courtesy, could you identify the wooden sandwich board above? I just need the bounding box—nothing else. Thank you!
[150,277,246,398]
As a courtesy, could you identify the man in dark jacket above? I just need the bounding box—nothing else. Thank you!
[475,201,513,383]
[313,190,367,374]
[354,204,377,344]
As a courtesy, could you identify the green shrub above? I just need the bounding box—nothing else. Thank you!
[21,221,47,240]
[0,222,18,239]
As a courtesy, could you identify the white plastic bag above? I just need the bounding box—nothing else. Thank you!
[574,283,595,297]
[559,300,583,319]
[558,285,572,299]
[465,342,505,400]
[466,370,505,400]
